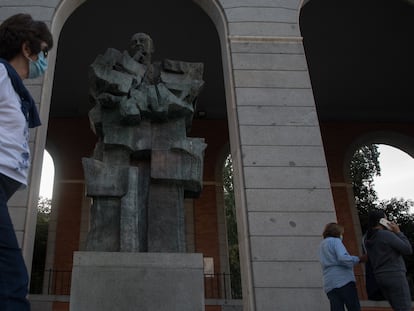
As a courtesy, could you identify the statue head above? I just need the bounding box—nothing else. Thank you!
[128,33,154,65]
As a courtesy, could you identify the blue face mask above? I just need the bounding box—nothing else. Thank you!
[28,52,48,79]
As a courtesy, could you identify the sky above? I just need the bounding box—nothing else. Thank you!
[39,151,54,199]
[373,144,414,202]
[39,144,414,202]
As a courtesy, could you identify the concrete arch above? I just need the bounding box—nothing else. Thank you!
[38,0,252,309]
[299,0,311,9]
[344,131,414,182]
[25,0,89,274]
[341,130,414,265]
[300,0,414,12]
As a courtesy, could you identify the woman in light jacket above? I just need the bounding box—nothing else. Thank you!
[319,222,367,311]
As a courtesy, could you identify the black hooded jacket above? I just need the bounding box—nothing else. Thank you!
[365,229,412,274]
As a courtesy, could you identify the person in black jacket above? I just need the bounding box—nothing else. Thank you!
[365,210,413,311]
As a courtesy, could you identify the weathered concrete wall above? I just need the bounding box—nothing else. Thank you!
[213,1,335,310]
[227,35,334,311]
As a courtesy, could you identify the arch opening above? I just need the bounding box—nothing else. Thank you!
[348,142,414,297]
[29,150,55,294]
[50,0,226,120]
[41,0,247,309]
[222,153,242,299]
[299,0,414,123]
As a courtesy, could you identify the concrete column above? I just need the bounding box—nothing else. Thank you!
[216,0,341,301]
[229,34,336,310]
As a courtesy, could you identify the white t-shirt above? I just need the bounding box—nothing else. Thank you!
[0,63,30,186]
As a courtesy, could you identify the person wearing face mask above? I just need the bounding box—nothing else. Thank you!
[319,223,367,311]
[0,13,53,310]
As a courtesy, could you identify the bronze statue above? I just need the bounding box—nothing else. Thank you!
[82,33,206,253]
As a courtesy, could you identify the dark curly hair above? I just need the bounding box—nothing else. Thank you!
[322,222,344,239]
[0,13,53,61]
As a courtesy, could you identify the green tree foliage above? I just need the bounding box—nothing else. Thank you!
[30,196,51,294]
[350,144,414,228]
[350,145,382,232]
[223,155,242,299]
[350,145,381,215]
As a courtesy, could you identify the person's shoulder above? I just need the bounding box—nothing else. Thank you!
[376,229,397,240]
[0,63,15,96]
[323,237,341,245]
[0,63,9,84]
[325,237,340,241]
[378,229,392,235]
[0,62,6,74]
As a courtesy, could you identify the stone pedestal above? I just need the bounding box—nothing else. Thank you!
[69,252,205,311]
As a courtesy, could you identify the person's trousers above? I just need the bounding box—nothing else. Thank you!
[376,272,412,311]
[327,281,361,311]
[0,173,30,310]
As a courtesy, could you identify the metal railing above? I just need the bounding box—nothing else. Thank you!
[204,273,231,299]
[44,269,72,295]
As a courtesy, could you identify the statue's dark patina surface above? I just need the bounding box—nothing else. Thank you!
[83,33,206,253]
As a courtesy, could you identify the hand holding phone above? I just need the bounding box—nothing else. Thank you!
[379,218,392,230]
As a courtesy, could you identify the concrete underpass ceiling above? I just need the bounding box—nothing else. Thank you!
[50,0,414,123]
[300,0,414,122]
[50,0,226,120]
